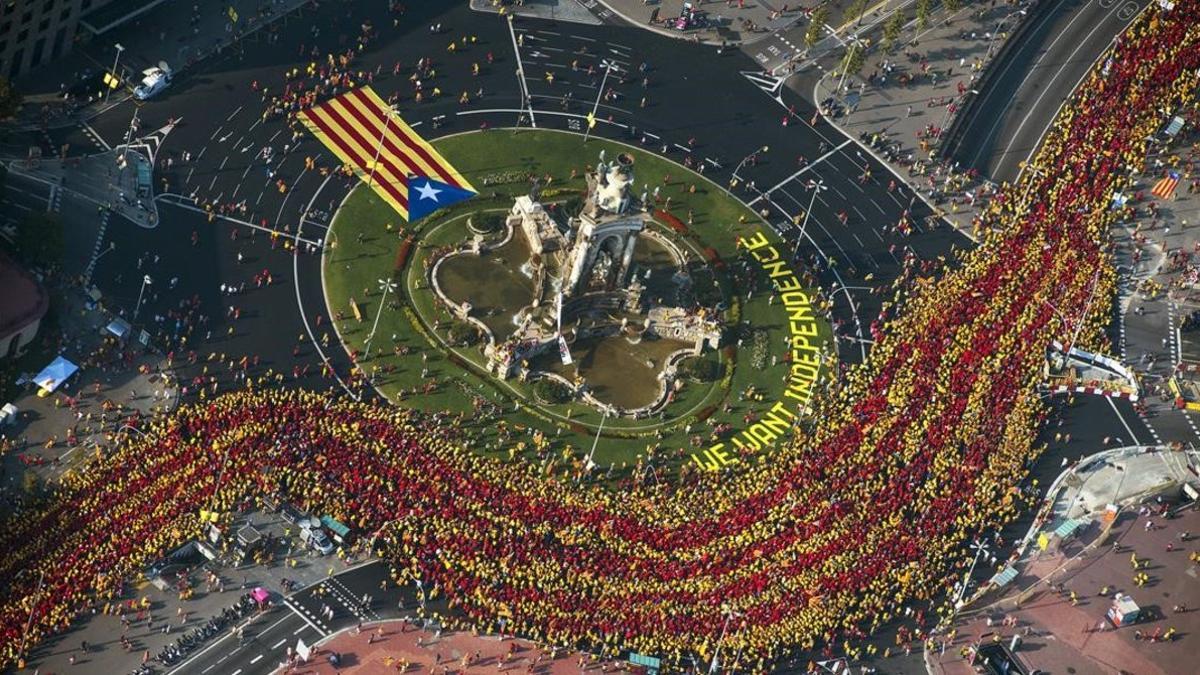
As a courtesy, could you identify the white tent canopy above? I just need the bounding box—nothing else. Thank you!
[32,356,79,393]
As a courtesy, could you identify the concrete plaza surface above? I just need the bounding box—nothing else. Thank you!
[929,444,1200,675]
[293,619,639,675]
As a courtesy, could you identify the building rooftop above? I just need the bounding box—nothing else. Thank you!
[0,250,50,342]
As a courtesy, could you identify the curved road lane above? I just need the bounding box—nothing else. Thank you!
[946,0,1148,183]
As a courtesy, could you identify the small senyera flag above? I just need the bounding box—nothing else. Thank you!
[298,86,475,220]
[1151,170,1180,199]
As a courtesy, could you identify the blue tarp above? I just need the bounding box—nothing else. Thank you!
[33,356,79,393]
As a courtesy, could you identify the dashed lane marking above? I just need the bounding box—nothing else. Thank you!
[283,597,330,634]
[79,121,111,151]
[750,139,853,204]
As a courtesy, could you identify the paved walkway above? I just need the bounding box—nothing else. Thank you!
[930,506,1200,675]
[927,444,1200,675]
[595,0,808,44]
[0,282,178,493]
[817,2,1037,238]
[297,619,638,675]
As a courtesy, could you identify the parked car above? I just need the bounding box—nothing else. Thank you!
[133,62,172,101]
[300,525,335,555]
[280,503,307,526]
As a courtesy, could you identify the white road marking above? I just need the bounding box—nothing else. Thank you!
[998,11,1120,167]
[751,139,853,203]
[1105,396,1142,446]
[507,18,538,127]
[157,196,321,246]
[80,121,112,150]
[271,638,287,649]
[284,598,327,635]
[250,654,264,664]
[226,105,244,121]
[457,108,629,130]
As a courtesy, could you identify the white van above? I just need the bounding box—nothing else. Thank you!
[299,525,335,555]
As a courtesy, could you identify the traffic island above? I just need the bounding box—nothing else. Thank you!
[322,129,834,481]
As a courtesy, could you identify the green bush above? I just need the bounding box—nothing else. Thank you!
[679,356,719,382]
[447,322,480,347]
[533,377,573,404]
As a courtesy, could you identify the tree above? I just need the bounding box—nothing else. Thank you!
[805,7,831,48]
[0,77,21,119]
[847,0,871,26]
[943,0,963,12]
[883,11,906,53]
[21,470,41,499]
[916,0,932,30]
[840,42,868,77]
[15,211,64,268]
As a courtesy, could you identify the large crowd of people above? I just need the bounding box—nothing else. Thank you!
[3,3,1200,671]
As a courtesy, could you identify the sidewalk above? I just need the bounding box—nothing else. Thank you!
[469,0,604,25]
[596,0,807,45]
[0,283,179,492]
[926,444,1200,675]
[301,619,638,675]
[816,3,1036,238]
[7,120,168,230]
[929,503,1200,675]
[6,0,316,132]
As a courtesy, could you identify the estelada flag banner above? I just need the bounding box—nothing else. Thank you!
[298,86,476,221]
[1151,170,1180,199]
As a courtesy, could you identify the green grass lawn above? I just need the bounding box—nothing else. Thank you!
[323,129,834,481]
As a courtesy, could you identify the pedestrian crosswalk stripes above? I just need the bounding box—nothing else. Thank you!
[298,85,475,221]
[741,70,785,96]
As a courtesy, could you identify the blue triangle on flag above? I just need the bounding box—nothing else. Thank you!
[406,175,476,222]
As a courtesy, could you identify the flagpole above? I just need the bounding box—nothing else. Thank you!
[370,104,399,188]
[583,60,615,143]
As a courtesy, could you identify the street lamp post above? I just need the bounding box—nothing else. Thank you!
[105,43,125,104]
[793,179,828,260]
[954,538,989,607]
[583,59,617,142]
[834,37,865,102]
[364,277,398,361]
[709,607,743,675]
[83,241,116,287]
[579,411,609,483]
[16,570,47,668]
[369,104,401,188]
[732,145,769,185]
[133,274,152,321]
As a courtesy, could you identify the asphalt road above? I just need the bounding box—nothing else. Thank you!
[42,0,968,398]
[945,0,1149,183]
[167,560,407,675]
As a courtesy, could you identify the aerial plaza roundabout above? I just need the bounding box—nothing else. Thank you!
[323,129,834,476]
[2,2,1199,670]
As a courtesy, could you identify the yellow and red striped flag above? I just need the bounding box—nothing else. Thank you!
[1151,171,1180,200]
[298,86,475,220]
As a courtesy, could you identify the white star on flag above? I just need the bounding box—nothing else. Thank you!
[414,181,442,201]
